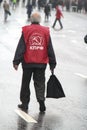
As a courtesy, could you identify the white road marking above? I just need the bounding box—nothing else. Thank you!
[71,40,77,43]
[68,30,76,33]
[75,73,87,78]
[15,109,37,123]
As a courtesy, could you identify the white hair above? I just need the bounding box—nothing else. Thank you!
[30,12,41,23]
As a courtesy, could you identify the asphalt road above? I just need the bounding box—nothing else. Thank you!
[0,2,87,130]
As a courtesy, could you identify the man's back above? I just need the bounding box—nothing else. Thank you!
[22,24,50,64]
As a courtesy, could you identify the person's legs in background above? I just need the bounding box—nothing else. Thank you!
[52,18,57,28]
[58,19,63,29]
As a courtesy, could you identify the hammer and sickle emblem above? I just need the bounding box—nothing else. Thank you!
[29,33,44,46]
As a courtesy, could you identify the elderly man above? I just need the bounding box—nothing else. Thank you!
[3,0,11,22]
[13,12,56,112]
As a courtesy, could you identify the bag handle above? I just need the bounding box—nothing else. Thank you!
[51,69,54,75]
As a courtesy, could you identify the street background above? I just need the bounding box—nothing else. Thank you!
[0,1,87,130]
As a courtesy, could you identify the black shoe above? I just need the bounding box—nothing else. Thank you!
[18,104,28,111]
[39,101,46,112]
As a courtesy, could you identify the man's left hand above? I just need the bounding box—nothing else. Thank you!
[13,64,18,70]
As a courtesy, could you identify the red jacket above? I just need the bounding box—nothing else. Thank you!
[22,24,50,63]
[56,6,63,19]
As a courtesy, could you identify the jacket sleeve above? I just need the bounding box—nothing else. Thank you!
[13,33,26,65]
[48,36,57,70]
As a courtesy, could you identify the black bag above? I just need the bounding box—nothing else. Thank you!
[84,35,87,43]
[46,74,65,98]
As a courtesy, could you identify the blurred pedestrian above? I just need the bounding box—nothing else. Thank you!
[9,0,13,6]
[44,3,51,22]
[0,0,3,7]
[26,2,33,21]
[52,4,63,29]
[17,0,20,5]
[65,0,70,11]
[77,0,82,13]
[22,0,25,7]
[32,0,36,8]
[12,0,17,9]
[3,0,11,22]
[84,0,87,13]
[13,12,56,112]
[38,0,41,10]
[71,0,78,12]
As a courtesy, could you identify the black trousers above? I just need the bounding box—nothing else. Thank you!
[20,68,46,105]
[4,10,11,21]
[52,18,63,29]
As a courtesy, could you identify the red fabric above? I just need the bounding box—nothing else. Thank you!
[22,24,50,63]
[56,6,63,19]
